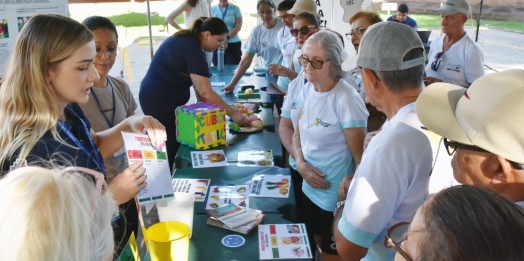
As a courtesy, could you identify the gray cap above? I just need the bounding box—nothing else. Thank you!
[436,0,470,16]
[345,22,425,72]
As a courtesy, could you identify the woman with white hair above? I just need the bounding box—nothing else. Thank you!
[0,166,117,261]
[292,30,367,260]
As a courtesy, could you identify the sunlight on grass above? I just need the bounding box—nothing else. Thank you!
[108,12,183,27]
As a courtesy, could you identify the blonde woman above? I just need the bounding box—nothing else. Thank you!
[166,0,212,31]
[0,166,117,261]
[0,14,166,257]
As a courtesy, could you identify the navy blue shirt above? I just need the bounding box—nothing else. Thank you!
[2,103,104,175]
[387,16,418,30]
[139,35,209,113]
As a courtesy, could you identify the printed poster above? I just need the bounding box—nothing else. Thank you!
[172,178,210,202]
[122,132,174,205]
[206,185,249,210]
[191,150,227,168]
[0,0,69,78]
[249,175,291,198]
[237,150,274,167]
[259,224,312,260]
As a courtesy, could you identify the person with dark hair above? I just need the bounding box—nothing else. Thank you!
[334,22,433,261]
[211,0,243,65]
[387,185,524,261]
[387,4,417,30]
[140,17,248,171]
[80,15,140,256]
[221,0,284,93]
[166,0,211,31]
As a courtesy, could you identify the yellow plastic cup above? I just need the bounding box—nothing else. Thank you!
[147,221,190,261]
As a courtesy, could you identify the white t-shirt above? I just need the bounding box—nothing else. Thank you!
[338,102,434,261]
[298,80,368,211]
[244,20,285,67]
[276,26,296,90]
[425,33,485,87]
[292,48,302,73]
[184,0,211,28]
[280,71,310,169]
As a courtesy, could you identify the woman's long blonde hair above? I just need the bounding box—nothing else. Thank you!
[0,14,94,171]
[0,166,117,261]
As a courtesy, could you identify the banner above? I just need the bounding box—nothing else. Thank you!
[0,0,68,78]
[331,0,372,56]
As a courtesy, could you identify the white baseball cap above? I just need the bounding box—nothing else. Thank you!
[436,0,470,16]
[416,69,524,165]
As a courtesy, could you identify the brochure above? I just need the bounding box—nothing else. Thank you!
[172,178,210,202]
[205,185,250,210]
[122,132,174,205]
[258,224,312,260]
[237,150,274,167]
[249,175,291,198]
[190,150,227,168]
[207,203,262,229]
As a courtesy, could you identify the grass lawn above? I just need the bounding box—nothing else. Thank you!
[108,12,184,27]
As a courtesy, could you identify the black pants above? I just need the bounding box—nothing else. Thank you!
[113,198,139,259]
[213,41,242,66]
[290,167,306,223]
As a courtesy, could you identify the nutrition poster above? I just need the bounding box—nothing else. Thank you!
[171,178,210,202]
[258,224,312,260]
[205,185,249,210]
[249,175,291,198]
[191,150,227,168]
[237,150,274,167]
[122,132,174,205]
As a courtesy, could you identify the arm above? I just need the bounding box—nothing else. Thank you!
[165,2,190,30]
[268,64,298,79]
[229,17,242,39]
[344,127,365,166]
[221,51,255,93]
[279,117,296,160]
[333,209,369,261]
[190,73,249,126]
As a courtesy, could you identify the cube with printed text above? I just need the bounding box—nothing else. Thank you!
[176,102,226,150]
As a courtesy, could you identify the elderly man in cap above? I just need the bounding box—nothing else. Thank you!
[417,70,524,207]
[333,21,434,261]
[424,0,484,88]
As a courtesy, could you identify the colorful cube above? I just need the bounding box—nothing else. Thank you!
[176,102,226,150]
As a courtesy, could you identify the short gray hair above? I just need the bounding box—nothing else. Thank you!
[257,0,275,10]
[304,30,345,79]
[376,48,425,92]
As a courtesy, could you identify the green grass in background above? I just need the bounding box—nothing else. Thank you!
[108,12,184,27]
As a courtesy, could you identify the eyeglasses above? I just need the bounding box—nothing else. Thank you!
[290,25,317,37]
[297,55,330,69]
[354,66,381,81]
[62,166,108,214]
[277,14,292,20]
[96,45,119,58]
[345,27,367,40]
[430,52,444,71]
[443,139,523,170]
[385,222,413,261]
[258,10,274,17]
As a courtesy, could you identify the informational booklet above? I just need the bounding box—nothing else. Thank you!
[207,204,262,229]
[249,175,291,198]
[172,178,210,202]
[122,132,174,205]
[258,224,312,260]
[205,185,249,210]
[237,150,274,167]
[191,150,227,168]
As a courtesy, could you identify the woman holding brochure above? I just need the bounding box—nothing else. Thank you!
[0,14,167,257]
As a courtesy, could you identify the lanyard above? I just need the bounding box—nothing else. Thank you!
[90,78,116,128]
[220,4,229,20]
[57,107,107,175]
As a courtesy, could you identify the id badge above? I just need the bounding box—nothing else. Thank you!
[114,146,126,159]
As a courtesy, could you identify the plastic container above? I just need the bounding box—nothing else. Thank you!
[147,221,190,261]
[217,47,225,71]
[157,192,195,238]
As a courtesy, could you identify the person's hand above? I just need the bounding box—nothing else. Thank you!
[108,161,147,205]
[223,41,229,50]
[297,162,329,189]
[221,83,235,93]
[231,112,249,127]
[127,115,167,149]
[364,130,380,151]
[268,64,285,77]
[423,77,444,86]
[338,174,354,201]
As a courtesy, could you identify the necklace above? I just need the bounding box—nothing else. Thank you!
[306,89,330,129]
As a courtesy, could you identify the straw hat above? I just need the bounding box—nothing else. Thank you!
[287,0,321,18]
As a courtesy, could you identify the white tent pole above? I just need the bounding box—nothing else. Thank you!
[146,0,154,59]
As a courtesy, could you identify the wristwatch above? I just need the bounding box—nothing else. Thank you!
[334,200,346,217]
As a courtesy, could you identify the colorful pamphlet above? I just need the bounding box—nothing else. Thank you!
[207,204,263,229]
[172,178,210,202]
[249,175,291,198]
[258,224,312,260]
[191,150,227,168]
[205,185,250,210]
[237,150,274,167]
[122,132,174,205]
